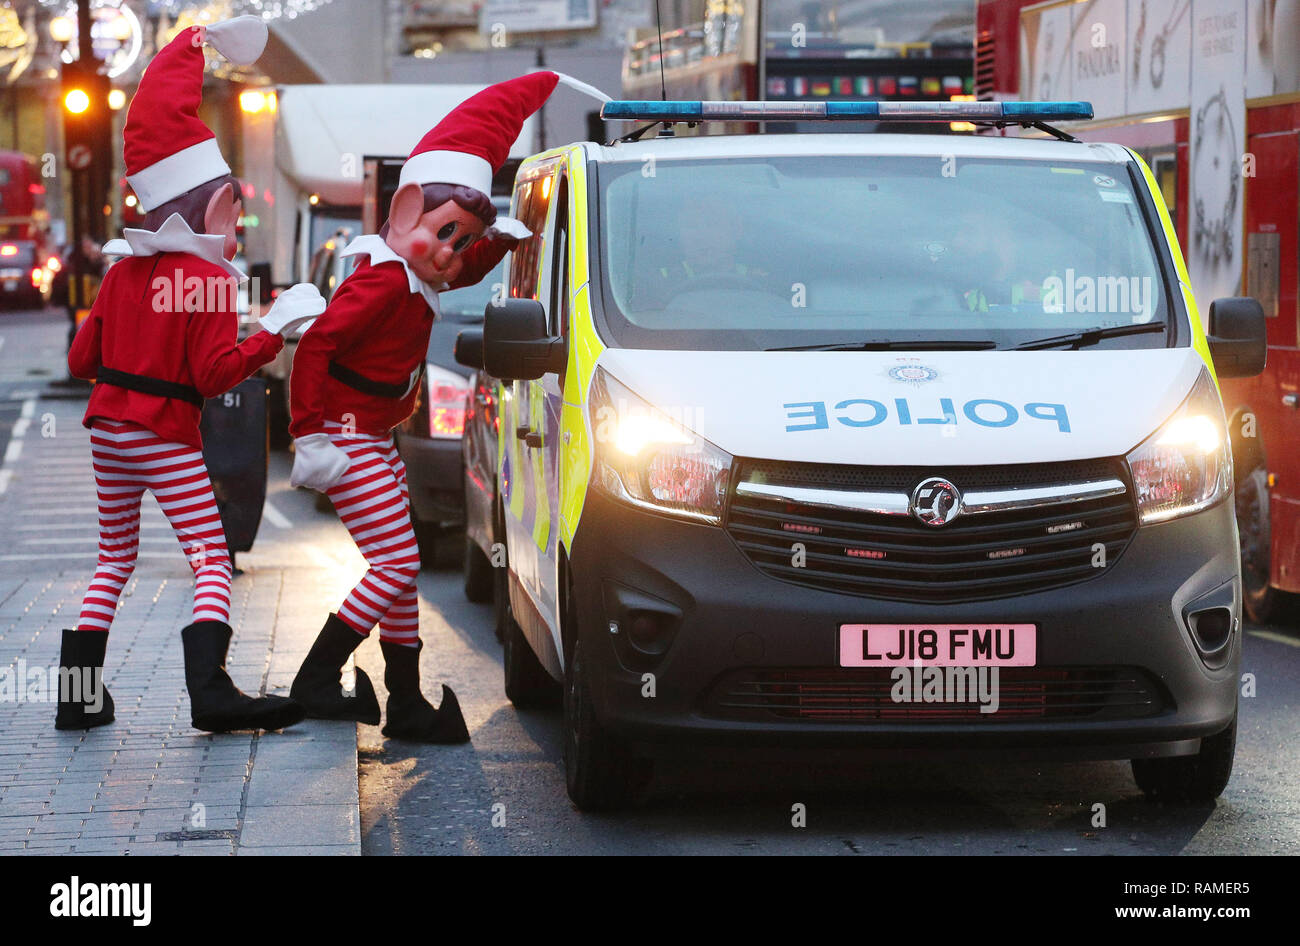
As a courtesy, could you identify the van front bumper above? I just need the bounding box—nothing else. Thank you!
[568,487,1241,760]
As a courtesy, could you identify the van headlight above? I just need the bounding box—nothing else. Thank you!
[1126,369,1232,524]
[589,367,732,524]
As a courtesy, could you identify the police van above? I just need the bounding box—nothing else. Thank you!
[455,100,1267,810]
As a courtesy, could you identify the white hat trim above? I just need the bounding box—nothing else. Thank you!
[205,15,269,65]
[127,137,230,212]
[398,150,493,195]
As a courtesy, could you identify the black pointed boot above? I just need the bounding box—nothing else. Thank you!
[181,621,305,733]
[54,629,115,731]
[289,613,380,723]
[379,639,470,743]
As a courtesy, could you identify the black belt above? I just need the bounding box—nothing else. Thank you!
[96,367,204,408]
[328,360,421,399]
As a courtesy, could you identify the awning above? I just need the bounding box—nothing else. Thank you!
[275,83,538,205]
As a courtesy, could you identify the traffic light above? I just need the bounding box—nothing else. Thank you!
[60,59,112,161]
[61,56,114,307]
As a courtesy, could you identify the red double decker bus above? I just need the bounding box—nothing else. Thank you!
[977,0,1300,622]
[622,1,974,134]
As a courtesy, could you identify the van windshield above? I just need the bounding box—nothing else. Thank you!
[597,155,1175,352]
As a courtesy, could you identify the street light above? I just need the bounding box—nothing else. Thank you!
[49,16,75,44]
[64,88,90,114]
[107,88,125,110]
[239,89,268,113]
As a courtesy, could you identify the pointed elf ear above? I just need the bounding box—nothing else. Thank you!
[389,182,426,236]
[202,182,236,233]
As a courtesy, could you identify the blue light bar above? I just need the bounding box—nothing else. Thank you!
[600,100,1094,123]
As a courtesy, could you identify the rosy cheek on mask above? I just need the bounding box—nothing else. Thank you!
[409,237,431,258]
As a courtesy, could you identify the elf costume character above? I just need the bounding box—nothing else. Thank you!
[59,17,323,733]
[287,72,590,742]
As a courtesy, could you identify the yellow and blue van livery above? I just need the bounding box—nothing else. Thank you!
[456,100,1267,810]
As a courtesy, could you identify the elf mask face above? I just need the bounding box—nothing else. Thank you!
[385,182,488,286]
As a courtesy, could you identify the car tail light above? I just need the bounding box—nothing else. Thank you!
[425,364,470,439]
[30,268,42,287]
[473,375,499,433]
[0,244,17,257]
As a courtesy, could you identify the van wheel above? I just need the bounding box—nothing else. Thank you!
[463,534,494,603]
[1236,467,1294,624]
[503,607,558,708]
[563,635,651,811]
[491,495,510,643]
[1131,712,1236,803]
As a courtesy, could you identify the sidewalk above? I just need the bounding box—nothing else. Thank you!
[0,389,361,855]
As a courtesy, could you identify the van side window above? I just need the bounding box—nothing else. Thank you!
[508,170,555,301]
[549,175,569,337]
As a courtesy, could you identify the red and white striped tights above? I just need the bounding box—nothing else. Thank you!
[323,423,421,647]
[76,420,232,632]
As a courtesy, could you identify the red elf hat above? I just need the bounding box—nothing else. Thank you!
[399,70,611,194]
[123,15,268,212]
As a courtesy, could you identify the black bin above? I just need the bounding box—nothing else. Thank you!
[200,377,270,555]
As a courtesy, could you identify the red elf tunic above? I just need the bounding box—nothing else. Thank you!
[70,222,283,448]
[289,233,509,438]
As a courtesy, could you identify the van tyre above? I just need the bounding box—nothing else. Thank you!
[563,636,651,811]
[503,608,558,708]
[1131,711,1236,803]
[491,494,509,642]
[463,534,494,603]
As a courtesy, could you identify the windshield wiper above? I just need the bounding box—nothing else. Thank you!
[768,339,998,352]
[1010,321,1167,351]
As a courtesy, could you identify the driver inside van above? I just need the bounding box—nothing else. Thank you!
[952,213,1047,311]
[657,194,771,285]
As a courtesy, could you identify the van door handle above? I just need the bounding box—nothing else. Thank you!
[515,425,531,440]
[524,431,543,448]
[1284,393,1298,408]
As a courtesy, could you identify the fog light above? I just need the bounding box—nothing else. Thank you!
[626,610,672,655]
[1188,607,1233,655]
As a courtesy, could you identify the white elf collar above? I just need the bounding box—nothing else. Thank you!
[339,234,444,313]
[101,213,247,282]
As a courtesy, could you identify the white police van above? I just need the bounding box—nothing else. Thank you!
[460,100,1267,810]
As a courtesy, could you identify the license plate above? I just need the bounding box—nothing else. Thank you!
[839,623,1037,667]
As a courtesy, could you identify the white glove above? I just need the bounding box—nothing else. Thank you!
[260,283,327,337]
[290,433,351,491]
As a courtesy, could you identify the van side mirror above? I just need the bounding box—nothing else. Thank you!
[482,298,564,381]
[1207,297,1266,378]
[453,329,483,370]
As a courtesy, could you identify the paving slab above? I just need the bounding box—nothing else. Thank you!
[0,389,360,855]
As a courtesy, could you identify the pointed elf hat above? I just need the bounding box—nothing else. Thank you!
[399,71,609,238]
[123,15,268,212]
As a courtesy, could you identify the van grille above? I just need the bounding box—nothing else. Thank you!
[706,667,1166,722]
[724,458,1137,603]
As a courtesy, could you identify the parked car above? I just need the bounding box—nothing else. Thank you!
[456,99,1266,810]
[396,257,505,567]
[0,239,53,310]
